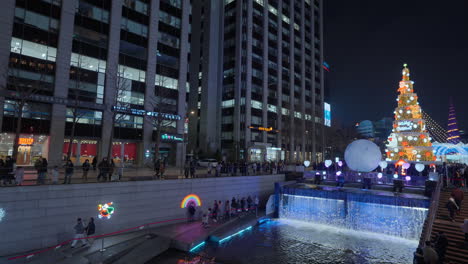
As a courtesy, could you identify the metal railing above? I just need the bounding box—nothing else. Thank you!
[419,179,442,247]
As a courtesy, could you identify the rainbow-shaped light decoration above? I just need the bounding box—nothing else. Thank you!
[180,194,202,208]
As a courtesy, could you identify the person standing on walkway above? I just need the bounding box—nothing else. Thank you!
[64,159,74,184]
[97,158,109,182]
[109,159,115,181]
[41,158,48,184]
[451,185,464,214]
[154,159,161,179]
[92,156,97,171]
[184,161,190,178]
[51,166,59,184]
[160,160,165,179]
[247,196,253,211]
[85,217,95,245]
[71,218,87,248]
[3,156,15,186]
[254,196,259,211]
[224,200,230,220]
[82,159,90,182]
[190,160,196,178]
[14,166,24,186]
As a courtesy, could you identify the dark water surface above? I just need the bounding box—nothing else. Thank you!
[152,219,416,264]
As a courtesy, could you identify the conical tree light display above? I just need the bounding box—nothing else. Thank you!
[385,64,435,162]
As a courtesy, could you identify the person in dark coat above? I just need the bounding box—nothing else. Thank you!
[82,159,90,182]
[64,159,74,184]
[85,217,95,245]
[91,157,97,171]
[433,231,448,263]
[97,158,109,182]
[4,156,14,185]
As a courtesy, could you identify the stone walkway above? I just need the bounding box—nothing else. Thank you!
[2,211,263,264]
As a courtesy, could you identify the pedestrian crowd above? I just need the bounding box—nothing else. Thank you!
[183,160,285,179]
[186,195,260,228]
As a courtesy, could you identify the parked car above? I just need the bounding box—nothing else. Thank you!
[197,159,218,168]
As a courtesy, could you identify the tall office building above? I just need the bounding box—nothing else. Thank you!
[0,0,190,166]
[190,0,325,163]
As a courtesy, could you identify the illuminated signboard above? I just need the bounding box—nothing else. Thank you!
[249,126,278,132]
[324,102,331,127]
[161,133,184,142]
[112,106,181,120]
[397,120,414,131]
[18,138,34,145]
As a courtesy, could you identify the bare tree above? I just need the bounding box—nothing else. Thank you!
[146,75,178,162]
[66,56,91,160]
[106,68,132,160]
[1,61,50,160]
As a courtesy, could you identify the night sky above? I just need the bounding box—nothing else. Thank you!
[324,0,468,132]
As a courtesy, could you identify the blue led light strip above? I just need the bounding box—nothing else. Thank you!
[189,241,206,252]
[219,226,253,243]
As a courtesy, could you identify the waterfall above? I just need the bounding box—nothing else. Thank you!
[279,193,428,240]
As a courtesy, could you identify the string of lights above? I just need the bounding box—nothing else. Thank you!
[421,110,447,143]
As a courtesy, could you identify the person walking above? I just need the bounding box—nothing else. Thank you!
[14,166,24,186]
[71,218,87,248]
[187,203,196,222]
[82,159,90,182]
[446,194,459,222]
[422,241,438,264]
[64,159,74,184]
[85,217,95,245]
[51,165,59,184]
[451,185,464,214]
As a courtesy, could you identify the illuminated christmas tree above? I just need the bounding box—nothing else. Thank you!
[385,64,435,162]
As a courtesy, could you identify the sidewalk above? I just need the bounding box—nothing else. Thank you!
[5,167,280,186]
[2,211,264,264]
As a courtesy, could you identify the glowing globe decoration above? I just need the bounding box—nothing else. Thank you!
[415,163,425,172]
[98,202,115,219]
[322,171,326,175]
[379,161,388,169]
[303,160,310,167]
[344,139,382,172]
[393,174,399,179]
[405,176,411,181]
[338,161,343,167]
[377,173,383,179]
[402,163,410,169]
[324,160,332,168]
[336,171,342,176]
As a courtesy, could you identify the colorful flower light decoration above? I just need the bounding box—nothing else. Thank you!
[98,202,115,219]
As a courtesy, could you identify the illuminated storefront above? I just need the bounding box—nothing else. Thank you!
[0,133,49,165]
